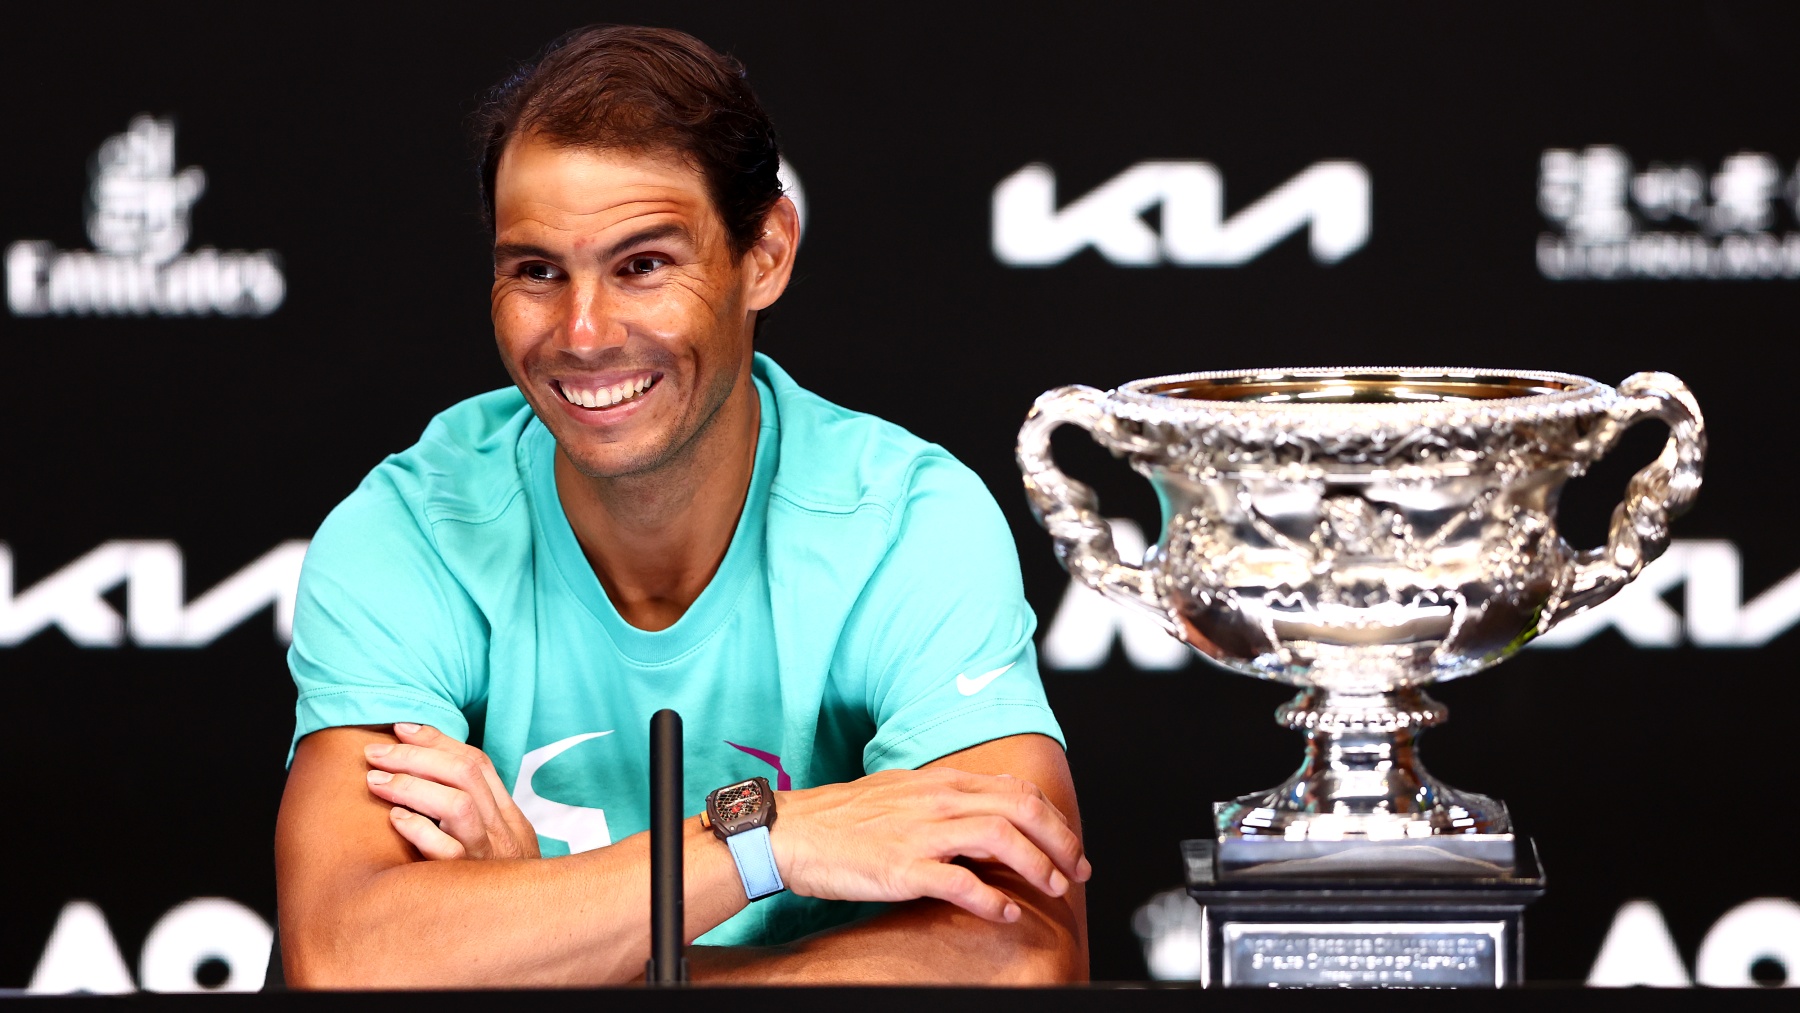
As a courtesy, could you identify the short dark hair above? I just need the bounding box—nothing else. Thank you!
[475,25,783,258]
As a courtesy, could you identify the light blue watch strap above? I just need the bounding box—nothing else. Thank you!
[724,825,785,900]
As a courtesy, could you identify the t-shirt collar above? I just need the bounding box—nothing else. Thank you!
[522,374,778,667]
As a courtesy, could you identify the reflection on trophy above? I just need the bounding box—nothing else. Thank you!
[1019,368,1704,987]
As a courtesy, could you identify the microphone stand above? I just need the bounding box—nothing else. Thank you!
[646,709,689,985]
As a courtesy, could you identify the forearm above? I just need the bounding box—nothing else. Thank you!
[281,729,1090,987]
[692,873,1087,985]
[282,818,745,988]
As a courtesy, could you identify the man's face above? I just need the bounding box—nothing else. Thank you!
[490,134,793,479]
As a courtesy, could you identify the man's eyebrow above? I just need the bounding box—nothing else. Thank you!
[492,242,560,264]
[493,224,696,267]
[599,223,693,262]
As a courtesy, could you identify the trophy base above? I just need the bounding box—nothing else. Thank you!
[1183,836,1545,988]
[1212,687,1518,873]
[1216,832,1516,877]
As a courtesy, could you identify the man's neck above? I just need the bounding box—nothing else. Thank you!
[554,375,761,632]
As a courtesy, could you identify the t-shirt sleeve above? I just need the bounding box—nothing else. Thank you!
[846,452,1065,773]
[286,476,485,763]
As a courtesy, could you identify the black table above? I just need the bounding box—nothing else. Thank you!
[2,985,1792,1011]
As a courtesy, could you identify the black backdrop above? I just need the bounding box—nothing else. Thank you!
[2,1,1797,990]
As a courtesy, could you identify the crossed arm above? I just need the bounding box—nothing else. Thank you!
[275,726,1087,987]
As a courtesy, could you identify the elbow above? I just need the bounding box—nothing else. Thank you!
[278,904,429,990]
[281,937,445,991]
[1001,940,1088,985]
[1040,942,1091,985]
[992,902,1089,985]
[280,929,384,991]
[279,937,346,991]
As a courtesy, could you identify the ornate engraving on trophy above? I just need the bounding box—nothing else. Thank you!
[1019,367,1704,866]
[1021,367,1704,985]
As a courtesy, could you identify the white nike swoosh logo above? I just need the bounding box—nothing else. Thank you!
[515,731,614,854]
[956,662,1016,696]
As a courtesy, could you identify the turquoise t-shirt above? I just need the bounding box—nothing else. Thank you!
[287,353,1064,946]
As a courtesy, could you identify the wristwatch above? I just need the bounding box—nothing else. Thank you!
[701,776,786,901]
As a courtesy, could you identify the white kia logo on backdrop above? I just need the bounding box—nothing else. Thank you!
[0,540,307,648]
[1538,145,1800,280]
[992,160,1370,267]
[6,114,286,318]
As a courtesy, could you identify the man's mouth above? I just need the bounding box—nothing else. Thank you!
[555,372,662,410]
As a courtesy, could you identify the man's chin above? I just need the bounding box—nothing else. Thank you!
[556,438,676,482]
[525,395,662,477]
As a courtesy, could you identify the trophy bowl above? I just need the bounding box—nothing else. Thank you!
[1019,368,1703,873]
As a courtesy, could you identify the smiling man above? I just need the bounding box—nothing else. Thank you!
[273,25,1087,987]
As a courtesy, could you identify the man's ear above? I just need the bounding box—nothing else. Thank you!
[745,197,800,313]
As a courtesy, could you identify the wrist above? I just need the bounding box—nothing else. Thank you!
[704,777,786,902]
[767,789,815,891]
[769,790,793,870]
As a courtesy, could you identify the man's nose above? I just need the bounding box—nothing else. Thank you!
[559,278,628,353]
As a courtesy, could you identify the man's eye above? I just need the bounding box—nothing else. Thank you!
[521,262,560,282]
[623,256,668,275]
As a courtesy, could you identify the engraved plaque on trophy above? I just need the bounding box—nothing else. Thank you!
[1018,368,1705,987]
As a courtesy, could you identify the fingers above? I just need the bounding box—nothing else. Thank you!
[367,741,510,831]
[368,736,539,857]
[936,816,1068,899]
[911,862,1021,923]
[930,772,1088,884]
[391,724,541,853]
[388,807,466,860]
[392,725,519,812]
[981,773,1070,826]
[365,767,493,857]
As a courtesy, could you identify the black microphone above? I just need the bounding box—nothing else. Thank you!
[646,709,688,985]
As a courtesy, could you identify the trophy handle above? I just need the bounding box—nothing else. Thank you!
[1545,371,1706,628]
[1017,385,1178,633]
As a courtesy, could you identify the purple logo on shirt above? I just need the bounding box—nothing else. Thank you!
[725,740,792,790]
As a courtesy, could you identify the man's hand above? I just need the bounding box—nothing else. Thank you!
[378,726,1089,924]
[772,767,1089,923]
[306,728,1086,984]
[362,722,539,860]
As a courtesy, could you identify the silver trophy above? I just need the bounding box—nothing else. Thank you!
[1019,368,1704,876]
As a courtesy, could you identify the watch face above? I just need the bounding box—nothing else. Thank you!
[715,782,764,822]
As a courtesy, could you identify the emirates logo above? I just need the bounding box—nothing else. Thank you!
[6,115,286,318]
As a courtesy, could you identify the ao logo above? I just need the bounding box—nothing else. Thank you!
[26,898,272,993]
[0,541,307,647]
[1040,521,1800,670]
[992,160,1370,267]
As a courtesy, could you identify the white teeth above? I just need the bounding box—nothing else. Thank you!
[562,375,655,409]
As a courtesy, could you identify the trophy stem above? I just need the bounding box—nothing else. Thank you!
[1212,687,1515,875]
